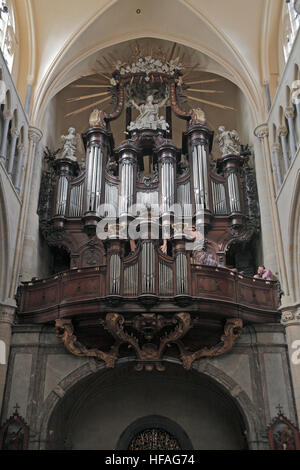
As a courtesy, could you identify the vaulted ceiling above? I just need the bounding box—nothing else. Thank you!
[13,0,283,126]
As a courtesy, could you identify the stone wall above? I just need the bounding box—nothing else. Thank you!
[1,322,296,450]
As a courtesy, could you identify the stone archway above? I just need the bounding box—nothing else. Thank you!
[38,358,261,450]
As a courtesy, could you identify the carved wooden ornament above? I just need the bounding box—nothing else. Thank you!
[55,315,243,372]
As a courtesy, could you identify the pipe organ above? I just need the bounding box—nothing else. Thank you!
[19,57,279,372]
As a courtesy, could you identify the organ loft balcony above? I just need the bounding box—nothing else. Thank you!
[16,57,280,372]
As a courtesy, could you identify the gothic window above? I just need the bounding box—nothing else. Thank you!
[128,428,181,450]
[0,0,16,72]
[116,415,193,450]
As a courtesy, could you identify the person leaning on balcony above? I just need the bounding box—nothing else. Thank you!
[253,265,274,281]
[160,238,168,254]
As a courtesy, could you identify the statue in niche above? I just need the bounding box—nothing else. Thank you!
[60,127,77,161]
[268,406,300,450]
[217,126,240,156]
[128,92,169,131]
[0,405,29,450]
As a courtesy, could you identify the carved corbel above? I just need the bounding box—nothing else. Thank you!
[178,318,243,370]
[56,315,243,372]
[55,318,118,368]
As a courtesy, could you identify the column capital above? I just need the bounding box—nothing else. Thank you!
[254,124,269,140]
[281,306,300,326]
[285,106,295,119]
[28,126,43,144]
[278,126,288,137]
[3,110,12,121]
[17,142,25,152]
[272,143,281,153]
[0,304,15,325]
[11,128,19,139]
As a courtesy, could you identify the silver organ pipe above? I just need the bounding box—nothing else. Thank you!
[109,253,121,295]
[192,144,210,212]
[86,145,103,212]
[69,183,84,217]
[120,153,134,216]
[56,175,69,216]
[177,182,192,216]
[142,242,155,294]
[176,253,188,295]
[104,182,119,217]
[211,180,227,215]
[227,172,241,213]
[159,261,173,296]
[161,156,175,214]
[124,262,138,296]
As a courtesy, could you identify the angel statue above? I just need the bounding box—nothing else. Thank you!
[128,91,169,131]
[217,126,240,156]
[60,127,77,161]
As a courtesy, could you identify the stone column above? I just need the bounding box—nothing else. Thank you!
[20,127,43,282]
[272,143,283,188]
[7,128,19,176]
[0,303,15,414]
[14,143,25,192]
[281,307,300,421]
[278,126,290,174]
[0,111,12,162]
[263,81,272,112]
[291,81,300,135]
[285,106,297,157]
[254,124,288,294]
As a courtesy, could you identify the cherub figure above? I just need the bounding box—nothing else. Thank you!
[217,126,240,156]
[61,127,77,161]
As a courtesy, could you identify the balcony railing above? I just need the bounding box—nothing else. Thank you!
[17,256,280,324]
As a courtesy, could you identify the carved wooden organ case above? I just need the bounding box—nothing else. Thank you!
[17,61,280,371]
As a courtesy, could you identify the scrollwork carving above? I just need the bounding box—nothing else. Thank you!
[179,318,243,370]
[55,319,118,368]
[56,315,243,372]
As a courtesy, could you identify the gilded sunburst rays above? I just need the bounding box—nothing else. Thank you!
[65,42,236,118]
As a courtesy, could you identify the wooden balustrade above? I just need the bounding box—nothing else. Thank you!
[17,251,279,324]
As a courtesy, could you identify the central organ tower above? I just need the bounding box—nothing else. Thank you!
[17,55,279,372]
